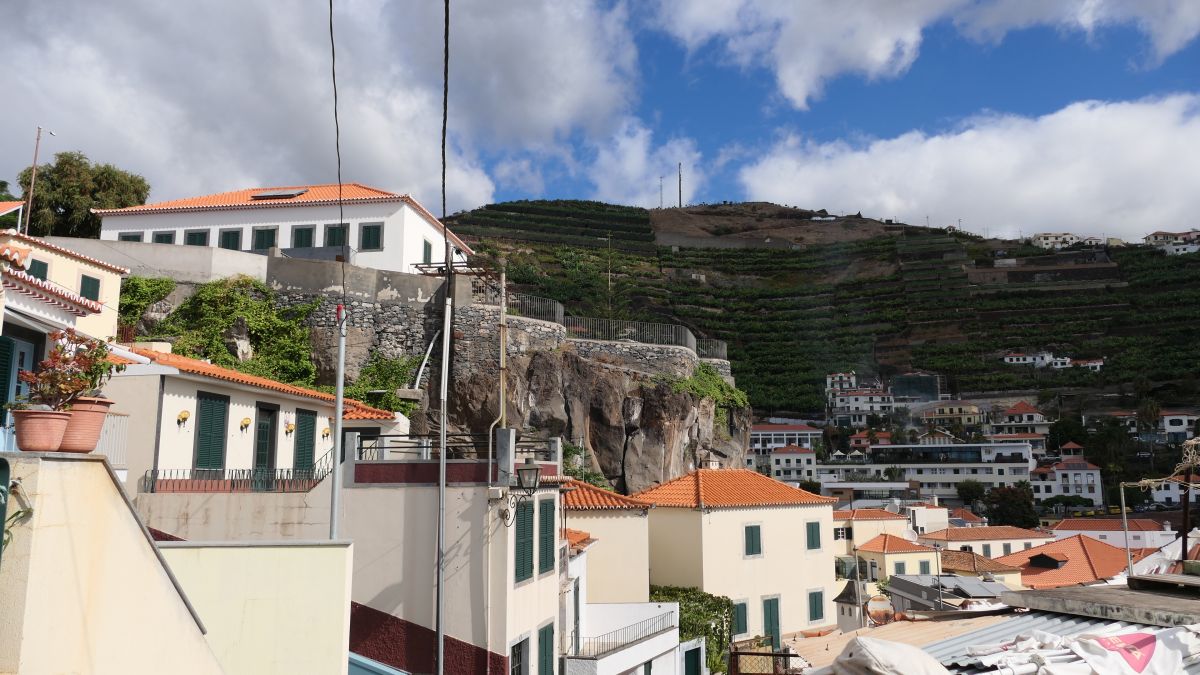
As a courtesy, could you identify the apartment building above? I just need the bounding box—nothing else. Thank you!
[1030,233,1080,250]
[829,388,894,426]
[1029,459,1105,506]
[766,445,816,481]
[918,401,982,428]
[749,423,822,452]
[988,401,1051,436]
[813,442,1034,502]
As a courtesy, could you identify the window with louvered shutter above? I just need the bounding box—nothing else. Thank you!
[806,521,821,550]
[539,499,555,574]
[0,337,13,428]
[733,602,747,635]
[515,501,534,582]
[744,525,761,556]
[537,624,554,675]
[80,275,100,301]
[294,409,316,472]
[194,392,229,470]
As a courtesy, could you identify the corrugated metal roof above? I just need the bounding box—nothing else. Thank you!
[924,610,1200,673]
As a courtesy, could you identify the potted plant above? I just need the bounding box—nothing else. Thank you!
[12,329,125,453]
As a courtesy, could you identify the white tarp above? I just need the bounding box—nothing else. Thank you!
[965,625,1200,675]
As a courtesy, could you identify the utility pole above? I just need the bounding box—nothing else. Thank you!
[659,175,663,210]
[677,162,682,208]
[24,126,56,235]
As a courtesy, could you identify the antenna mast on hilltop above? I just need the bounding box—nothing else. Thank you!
[677,162,682,208]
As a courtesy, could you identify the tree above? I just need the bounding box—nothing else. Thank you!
[883,465,905,481]
[984,481,1039,528]
[0,180,19,230]
[17,151,149,237]
[956,479,985,506]
[1136,398,1161,439]
[1048,416,1087,454]
[650,585,732,673]
[798,479,822,494]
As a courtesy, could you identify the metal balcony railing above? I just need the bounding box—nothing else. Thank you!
[697,338,728,360]
[356,433,554,462]
[564,316,696,353]
[570,612,676,658]
[142,449,334,493]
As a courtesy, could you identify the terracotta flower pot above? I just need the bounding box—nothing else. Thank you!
[13,409,72,453]
[59,397,115,454]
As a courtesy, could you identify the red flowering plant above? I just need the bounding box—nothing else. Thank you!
[15,329,125,410]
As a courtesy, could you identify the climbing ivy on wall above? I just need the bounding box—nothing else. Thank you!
[650,585,733,673]
[337,354,422,415]
[117,276,176,327]
[660,362,749,434]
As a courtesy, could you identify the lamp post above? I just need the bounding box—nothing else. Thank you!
[933,543,944,610]
[24,126,56,235]
[516,456,542,496]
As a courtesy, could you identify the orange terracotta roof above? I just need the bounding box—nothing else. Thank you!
[0,200,24,216]
[0,243,30,267]
[1004,401,1040,415]
[751,423,820,432]
[129,347,394,420]
[921,525,1052,542]
[94,184,473,255]
[939,549,1021,574]
[995,534,1130,589]
[561,479,653,511]
[850,430,892,439]
[2,267,103,316]
[950,508,984,523]
[833,508,907,521]
[771,444,814,454]
[858,533,934,554]
[1060,441,1084,449]
[1049,459,1100,471]
[1051,518,1167,532]
[632,469,836,509]
[907,502,948,510]
[563,528,593,548]
[1,229,129,274]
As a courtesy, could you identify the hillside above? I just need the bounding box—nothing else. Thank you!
[448,200,1200,413]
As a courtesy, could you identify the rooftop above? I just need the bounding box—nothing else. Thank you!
[939,549,1021,574]
[1052,518,1169,532]
[833,508,907,521]
[858,533,934,554]
[949,508,984,523]
[1004,401,1041,415]
[770,444,814,454]
[921,525,1052,542]
[632,468,835,509]
[751,423,820,432]
[1,229,130,274]
[560,479,653,511]
[995,534,1131,589]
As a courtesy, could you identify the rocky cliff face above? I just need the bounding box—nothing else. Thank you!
[447,347,748,494]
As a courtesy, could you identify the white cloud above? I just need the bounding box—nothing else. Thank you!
[651,0,1200,109]
[587,120,705,208]
[738,94,1200,240]
[0,0,638,213]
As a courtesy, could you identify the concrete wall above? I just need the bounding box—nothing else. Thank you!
[647,508,703,589]
[0,454,223,674]
[44,236,269,284]
[567,509,652,603]
[160,540,354,675]
[102,373,162,491]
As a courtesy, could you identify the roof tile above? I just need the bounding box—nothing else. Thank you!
[561,479,653,510]
[950,508,984,523]
[633,468,835,509]
[833,508,907,521]
[920,525,1052,542]
[939,549,1021,574]
[858,533,934,554]
[995,534,1131,589]
[1051,518,1167,532]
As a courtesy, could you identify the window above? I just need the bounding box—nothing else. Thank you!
[27,259,48,280]
[806,521,821,550]
[919,560,931,575]
[808,590,824,622]
[359,222,383,250]
[894,561,906,575]
[733,602,747,635]
[1024,542,1033,550]
[539,499,556,574]
[1003,543,1012,555]
[218,229,242,250]
[515,501,534,582]
[982,544,992,557]
[292,226,315,248]
[744,525,762,556]
[252,227,278,250]
[194,391,229,471]
[324,223,348,247]
[537,624,554,675]
[118,232,143,242]
[834,527,852,541]
[423,239,433,264]
[79,275,100,302]
[510,639,527,675]
[184,230,209,246]
[153,231,176,245]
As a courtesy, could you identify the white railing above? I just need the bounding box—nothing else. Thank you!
[95,412,130,468]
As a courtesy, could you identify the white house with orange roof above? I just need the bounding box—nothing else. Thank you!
[95,183,472,274]
[995,534,1146,589]
[855,534,938,581]
[831,508,909,557]
[1050,517,1175,549]
[104,345,406,493]
[918,525,1054,559]
[988,401,1052,436]
[766,445,815,481]
[560,479,654,603]
[634,468,838,648]
[1029,458,1104,506]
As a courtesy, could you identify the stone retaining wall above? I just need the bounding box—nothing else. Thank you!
[568,338,697,379]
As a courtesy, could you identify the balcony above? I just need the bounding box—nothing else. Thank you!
[353,432,559,485]
[565,604,680,675]
[141,450,334,493]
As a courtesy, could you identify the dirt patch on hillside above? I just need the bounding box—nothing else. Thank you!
[651,202,902,247]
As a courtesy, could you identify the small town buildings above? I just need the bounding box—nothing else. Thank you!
[848,430,891,450]
[886,574,1012,613]
[1151,474,1200,505]
[918,526,1054,559]
[994,534,1137,589]
[1143,229,1200,247]
[1029,458,1104,506]
[1083,408,1198,443]
[1030,233,1081,250]
[904,502,950,536]
[560,479,654,603]
[766,445,815,481]
[948,508,985,527]
[919,401,982,428]
[832,508,909,558]
[988,401,1051,436]
[1049,518,1175,549]
[938,549,1022,589]
[856,534,938,581]
[749,423,822,453]
[825,371,857,392]
[95,183,473,274]
[635,468,838,648]
[1002,351,1053,367]
[828,388,893,426]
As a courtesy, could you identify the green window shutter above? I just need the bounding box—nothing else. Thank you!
[185,231,209,246]
[0,336,14,428]
[194,392,228,470]
[762,598,780,649]
[895,562,906,575]
[808,591,824,622]
[1003,543,1012,555]
[252,228,277,250]
[919,560,931,575]
[325,224,347,247]
[733,602,747,634]
[153,231,176,244]
[423,240,433,263]
[537,624,554,675]
[218,230,241,250]
[294,409,316,472]
[27,260,47,280]
[292,227,314,248]
[79,275,100,301]
[806,522,821,550]
[539,499,556,574]
[744,525,761,556]
[515,501,534,582]
[982,544,992,557]
[118,232,143,242]
[360,223,382,250]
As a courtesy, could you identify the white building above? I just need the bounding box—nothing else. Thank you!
[825,371,857,393]
[95,183,472,274]
[814,442,1033,502]
[918,525,1054,558]
[829,388,894,426]
[988,401,1052,436]
[1030,233,1081,250]
[1029,458,1104,506]
[749,423,822,453]
[767,446,816,481]
[1151,474,1200,505]
[1049,518,1175,550]
[1162,242,1200,256]
[1002,351,1053,367]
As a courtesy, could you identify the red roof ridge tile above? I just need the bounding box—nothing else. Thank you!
[633,468,836,509]
[561,479,653,510]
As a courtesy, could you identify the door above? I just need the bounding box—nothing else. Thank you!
[762,598,780,650]
[253,405,277,491]
[9,337,35,406]
[294,409,316,475]
[684,647,702,675]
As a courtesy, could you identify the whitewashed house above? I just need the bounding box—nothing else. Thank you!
[1050,518,1175,549]
[1030,233,1080,250]
[1003,351,1053,367]
[95,183,472,274]
[988,401,1052,436]
[1029,458,1104,506]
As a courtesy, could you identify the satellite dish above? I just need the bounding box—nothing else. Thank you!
[866,595,895,625]
[902,528,919,542]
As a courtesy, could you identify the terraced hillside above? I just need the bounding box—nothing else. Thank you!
[449,200,1200,413]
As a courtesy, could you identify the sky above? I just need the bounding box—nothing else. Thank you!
[4,1,1200,240]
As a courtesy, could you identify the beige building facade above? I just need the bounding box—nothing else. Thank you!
[561,479,654,603]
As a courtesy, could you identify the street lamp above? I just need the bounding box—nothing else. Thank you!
[932,543,945,610]
[501,457,543,527]
[24,126,56,235]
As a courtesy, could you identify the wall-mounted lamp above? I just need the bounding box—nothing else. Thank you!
[322,427,331,439]
[500,457,544,527]
[285,423,296,435]
[177,410,190,426]
[240,417,252,431]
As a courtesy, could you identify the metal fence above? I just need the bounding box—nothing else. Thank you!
[357,432,555,462]
[141,449,334,493]
[564,316,697,353]
[474,290,566,324]
[697,338,728,360]
[571,611,676,658]
[728,651,801,674]
[95,412,130,468]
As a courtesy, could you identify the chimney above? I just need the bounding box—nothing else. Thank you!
[930,494,939,506]
[703,458,721,470]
